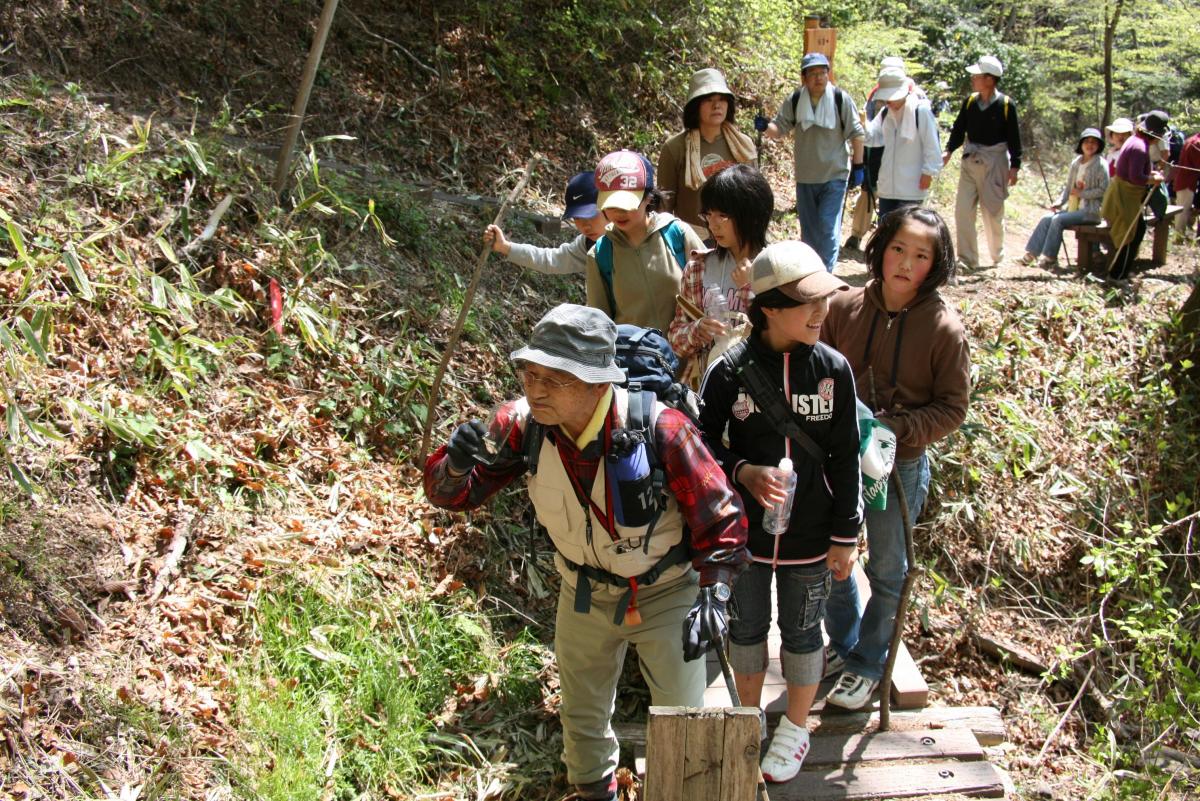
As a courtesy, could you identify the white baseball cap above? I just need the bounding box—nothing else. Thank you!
[966,56,1003,77]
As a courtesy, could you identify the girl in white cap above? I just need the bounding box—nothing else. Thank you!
[657,68,757,236]
[699,240,862,782]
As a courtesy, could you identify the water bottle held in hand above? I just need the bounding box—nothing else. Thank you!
[703,284,730,320]
[762,457,797,535]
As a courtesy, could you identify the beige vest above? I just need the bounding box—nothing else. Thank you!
[525,388,689,592]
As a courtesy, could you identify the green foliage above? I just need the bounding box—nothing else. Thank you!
[931,287,1200,794]
[232,569,551,799]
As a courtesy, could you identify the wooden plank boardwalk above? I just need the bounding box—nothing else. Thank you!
[618,565,1009,799]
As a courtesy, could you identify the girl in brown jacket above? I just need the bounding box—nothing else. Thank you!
[819,206,971,710]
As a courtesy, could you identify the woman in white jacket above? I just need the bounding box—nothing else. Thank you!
[866,67,942,219]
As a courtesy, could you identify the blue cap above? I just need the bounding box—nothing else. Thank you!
[563,171,599,220]
[801,52,831,73]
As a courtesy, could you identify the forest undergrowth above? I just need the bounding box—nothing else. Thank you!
[0,5,1198,797]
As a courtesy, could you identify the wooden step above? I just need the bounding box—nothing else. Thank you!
[615,705,1007,750]
[767,760,1006,800]
[631,706,1008,801]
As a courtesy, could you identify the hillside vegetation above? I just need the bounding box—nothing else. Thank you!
[1,2,1199,800]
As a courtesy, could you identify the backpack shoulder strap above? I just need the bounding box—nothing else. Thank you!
[624,385,668,555]
[593,235,617,315]
[724,342,826,465]
[661,220,688,268]
[523,418,547,475]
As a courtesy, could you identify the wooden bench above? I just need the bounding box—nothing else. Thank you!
[1066,204,1182,274]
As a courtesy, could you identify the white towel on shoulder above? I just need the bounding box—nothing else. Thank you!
[896,94,919,141]
[797,87,838,132]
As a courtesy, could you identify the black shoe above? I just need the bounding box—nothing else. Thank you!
[843,236,861,251]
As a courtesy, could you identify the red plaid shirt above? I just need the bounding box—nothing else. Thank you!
[424,396,749,585]
[667,249,753,358]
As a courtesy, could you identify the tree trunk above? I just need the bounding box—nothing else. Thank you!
[1177,280,1200,384]
[1102,0,1126,129]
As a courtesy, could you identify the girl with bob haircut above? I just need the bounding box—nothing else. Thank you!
[819,205,970,712]
[658,68,758,235]
[699,240,862,782]
[668,163,773,385]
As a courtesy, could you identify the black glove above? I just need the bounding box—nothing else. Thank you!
[682,584,729,662]
[446,420,487,473]
[849,163,865,189]
[753,114,770,133]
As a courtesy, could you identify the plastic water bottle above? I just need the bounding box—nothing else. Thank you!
[704,285,730,320]
[762,457,797,535]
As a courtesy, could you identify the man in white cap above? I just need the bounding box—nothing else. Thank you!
[424,303,749,801]
[845,56,925,252]
[866,66,942,219]
[943,55,1023,269]
[755,53,866,272]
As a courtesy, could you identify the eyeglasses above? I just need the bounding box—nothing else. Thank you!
[516,367,580,390]
[698,210,731,226]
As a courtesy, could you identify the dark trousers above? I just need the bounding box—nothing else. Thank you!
[1109,215,1147,280]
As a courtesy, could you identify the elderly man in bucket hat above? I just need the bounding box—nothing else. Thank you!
[424,303,749,801]
[943,55,1023,270]
[658,67,758,236]
[755,53,866,272]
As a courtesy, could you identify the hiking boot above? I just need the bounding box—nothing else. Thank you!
[843,235,861,251]
[823,645,846,679]
[568,774,617,801]
[1037,256,1059,271]
[825,671,879,710]
[760,715,811,783]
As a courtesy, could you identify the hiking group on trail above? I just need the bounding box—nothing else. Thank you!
[428,50,1195,800]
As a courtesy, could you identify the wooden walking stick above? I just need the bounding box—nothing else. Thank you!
[867,367,923,732]
[417,157,539,465]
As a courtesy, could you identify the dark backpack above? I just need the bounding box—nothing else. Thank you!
[1168,128,1185,164]
[593,221,689,316]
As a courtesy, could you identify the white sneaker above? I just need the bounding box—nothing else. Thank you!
[760,715,810,783]
[822,645,846,679]
[825,671,879,710]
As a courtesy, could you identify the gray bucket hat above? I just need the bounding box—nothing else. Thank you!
[687,68,734,104]
[510,304,625,384]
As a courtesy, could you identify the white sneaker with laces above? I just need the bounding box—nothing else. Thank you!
[760,715,811,783]
[822,645,846,679]
[825,671,879,710]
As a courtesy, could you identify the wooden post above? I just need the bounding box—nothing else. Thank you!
[272,0,341,201]
[802,16,837,66]
[645,707,761,801]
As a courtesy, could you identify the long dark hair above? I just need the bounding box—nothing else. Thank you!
[683,93,736,130]
[699,164,773,258]
[864,205,956,293]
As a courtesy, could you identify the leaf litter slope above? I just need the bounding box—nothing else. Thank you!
[1,14,1199,801]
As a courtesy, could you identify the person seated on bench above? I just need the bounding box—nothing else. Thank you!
[1020,128,1108,271]
[1100,111,1168,280]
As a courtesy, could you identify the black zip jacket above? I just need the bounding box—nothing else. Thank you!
[699,332,863,563]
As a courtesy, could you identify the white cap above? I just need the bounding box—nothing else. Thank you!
[778,457,793,473]
[966,55,1003,77]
